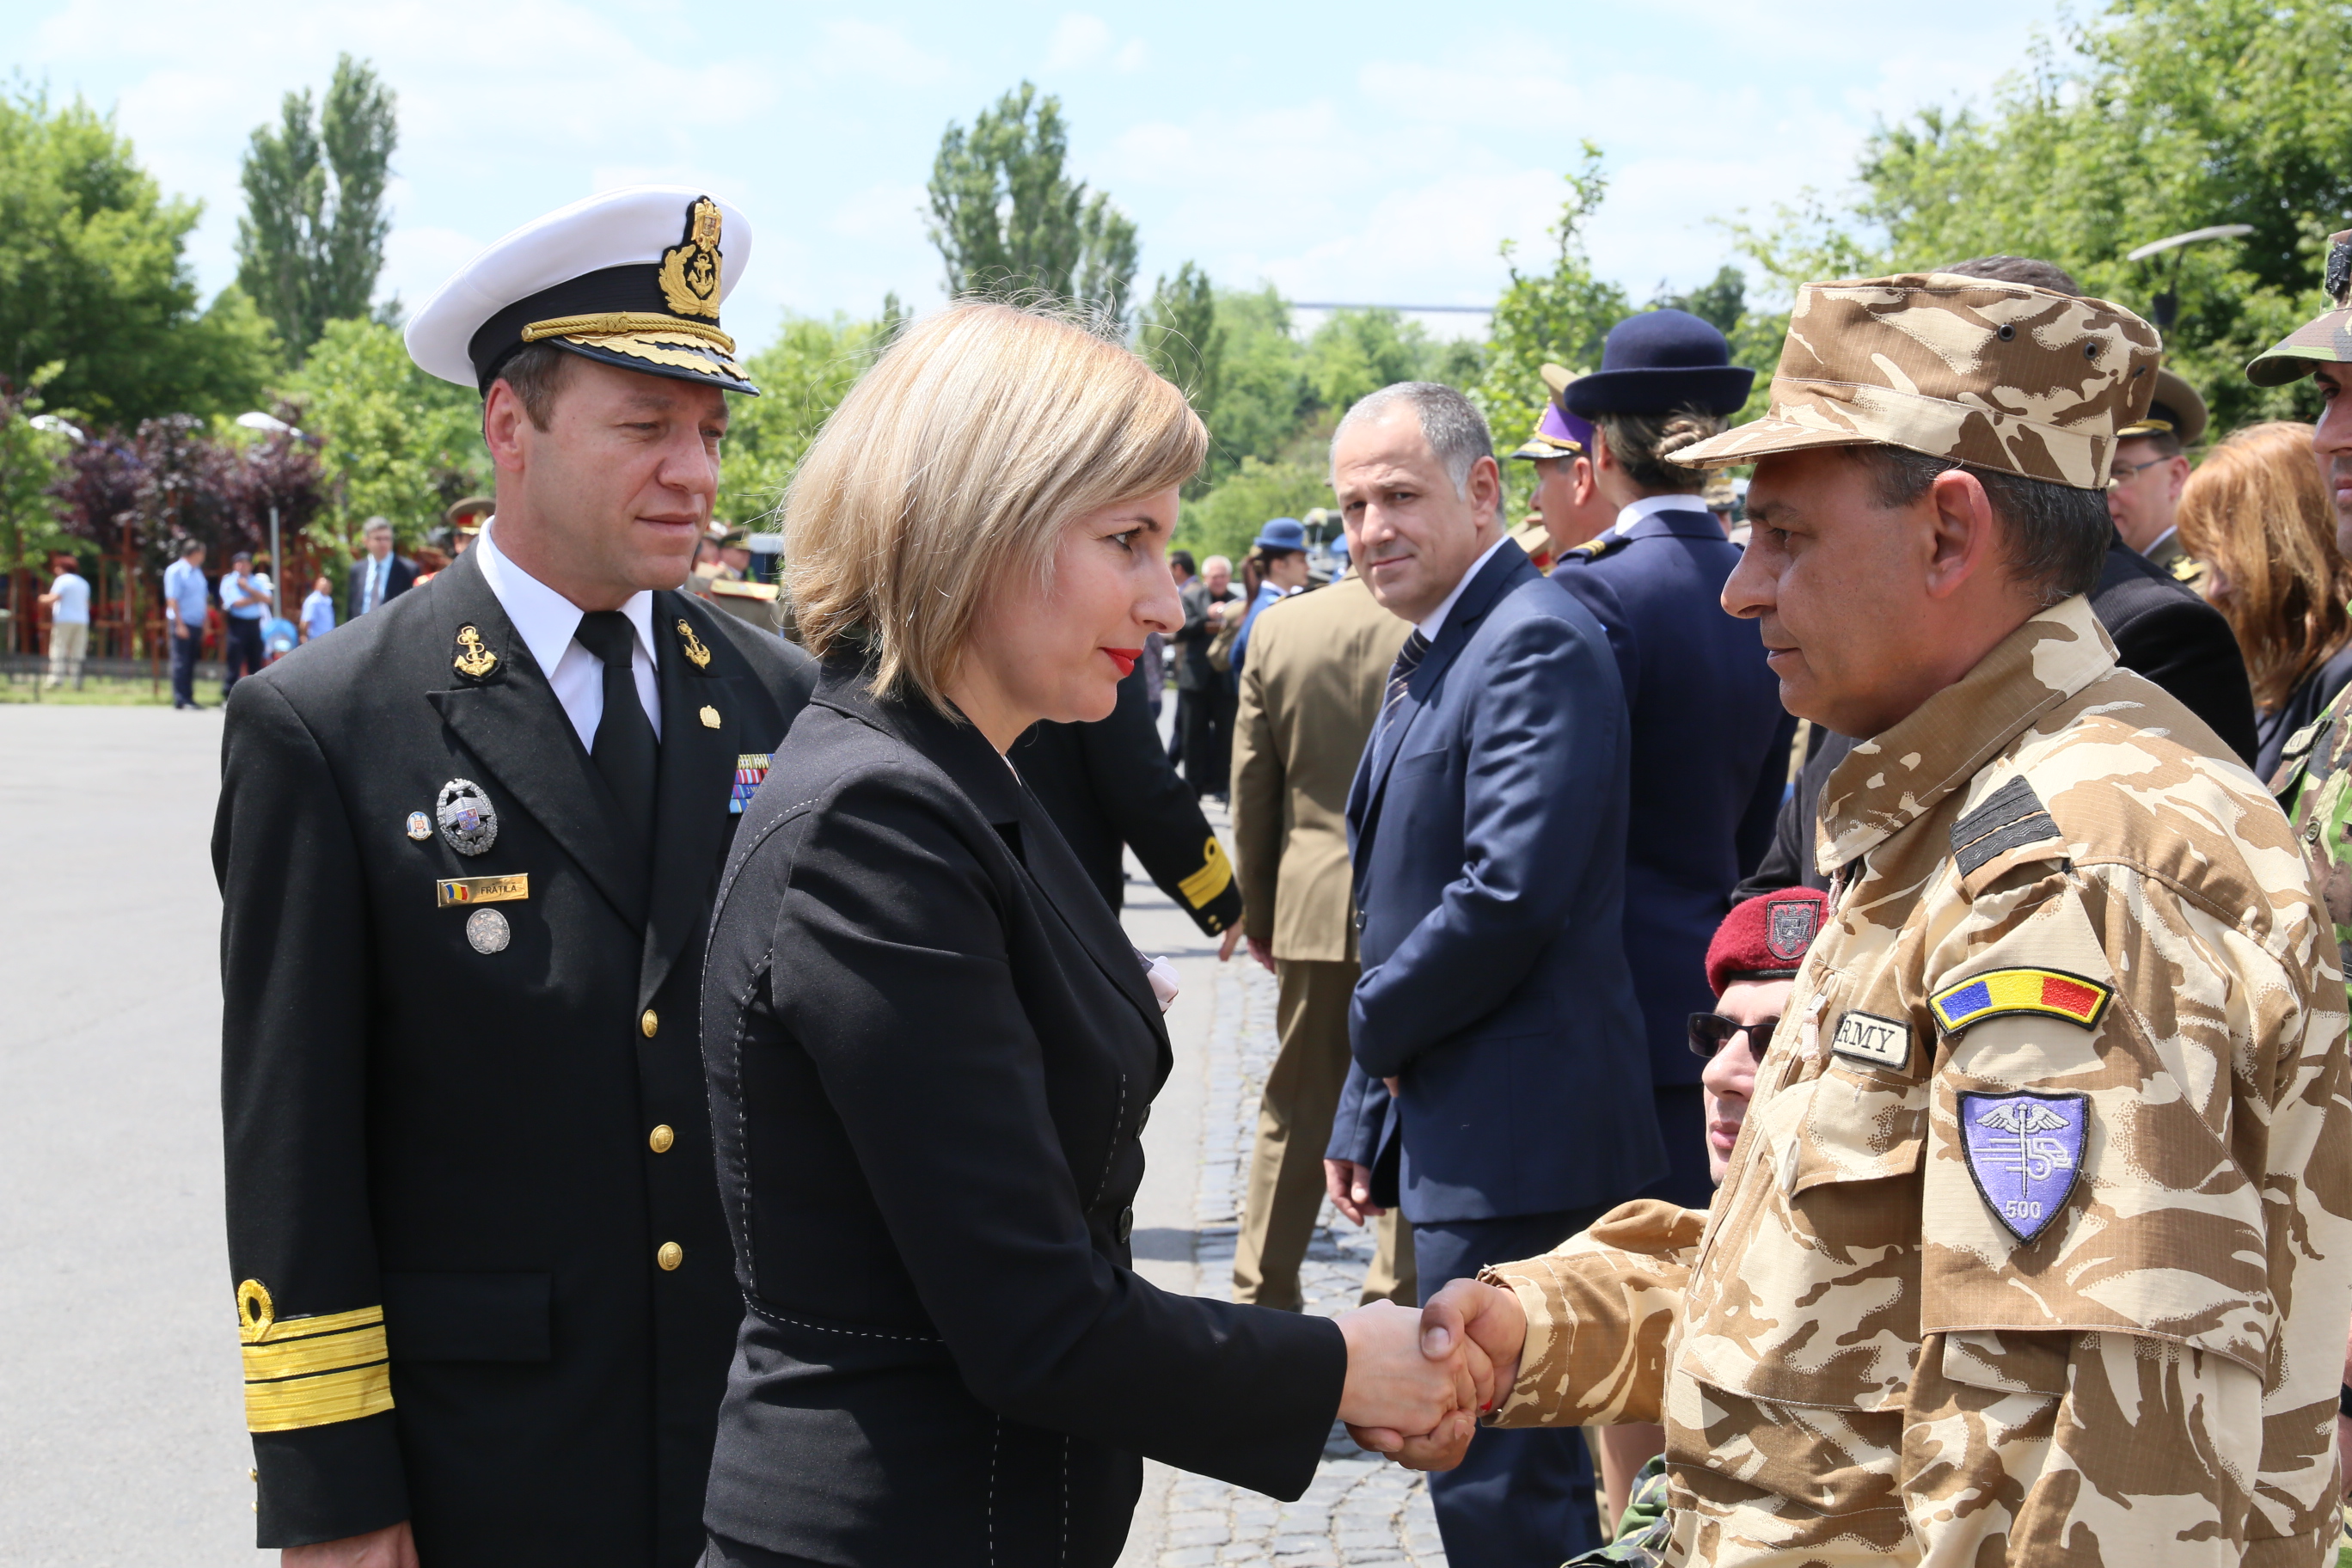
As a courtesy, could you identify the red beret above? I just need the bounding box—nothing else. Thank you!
[1706,888,1829,995]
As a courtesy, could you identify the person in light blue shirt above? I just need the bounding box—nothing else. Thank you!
[1231,518,1309,680]
[37,553,90,689]
[162,540,210,709]
[299,574,336,644]
[218,551,270,697]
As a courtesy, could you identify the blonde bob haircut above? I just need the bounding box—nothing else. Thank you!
[785,300,1206,714]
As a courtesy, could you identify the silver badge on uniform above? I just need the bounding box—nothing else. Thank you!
[435,778,498,856]
[465,907,511,953]
[1830,1010,1910,1071]
[405,811,432,841]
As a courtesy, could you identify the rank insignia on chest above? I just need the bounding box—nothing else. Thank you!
[1958,1089,2087,1242]
[731,753,771,814]
[1929,967,2110,1035]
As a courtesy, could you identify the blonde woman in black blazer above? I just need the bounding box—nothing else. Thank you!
[697,303,1485,1567]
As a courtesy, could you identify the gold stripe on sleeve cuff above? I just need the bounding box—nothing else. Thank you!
[236,1282,395,1433]
[1178,838,1234,910]
[243,1359,394,1433]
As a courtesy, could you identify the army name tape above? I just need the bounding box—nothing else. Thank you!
[436,873,530,910]
[1930,967,2111,1035]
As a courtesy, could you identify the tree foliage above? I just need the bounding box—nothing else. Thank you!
[236,54,399,362]
[720,313,897,525]
[0,368,73,576]
[1730,0,2351,433]
[0,87,278,427]
[927,82,1138,322]
[280,317,484,555]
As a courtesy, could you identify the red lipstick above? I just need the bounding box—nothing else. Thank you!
[1103,647,1142,677]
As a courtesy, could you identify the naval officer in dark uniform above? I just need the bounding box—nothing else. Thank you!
[1549,310,1794,1210]
[216,187,814,1568]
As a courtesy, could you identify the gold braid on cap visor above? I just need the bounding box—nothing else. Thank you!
[523,312,737,353]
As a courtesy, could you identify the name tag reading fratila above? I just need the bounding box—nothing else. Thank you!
[436,873,530,910]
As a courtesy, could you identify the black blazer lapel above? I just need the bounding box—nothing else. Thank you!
[421,548,650,929]
[1010,782,1169,1044]
[637,592,743,1011]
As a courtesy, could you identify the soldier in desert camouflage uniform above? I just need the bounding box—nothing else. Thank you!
[1381,273,2352,1566]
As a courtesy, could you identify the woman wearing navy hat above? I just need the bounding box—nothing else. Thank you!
[1231,517,1309,678]
[1552,309,1794,1207]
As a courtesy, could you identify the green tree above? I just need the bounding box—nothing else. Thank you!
[927,82,1138,321]
[236,54,399,363]
[1176,456,1334,564]
[0,366,71,579]
[279,317,484,557]
[720,313,897,524]
[1731,0,2352,433]
[0,88,279,426]
[1472,148,1632,467]
[1141,264,1225,418]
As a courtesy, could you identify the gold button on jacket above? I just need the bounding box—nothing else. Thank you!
[640,1009,658,1038]
[657,1242,683,1271]
[648,1124,675,1154]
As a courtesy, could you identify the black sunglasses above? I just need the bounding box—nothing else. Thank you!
[1687,1012,1780,1058]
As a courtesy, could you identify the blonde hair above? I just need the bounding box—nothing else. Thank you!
[2174,420,2348,713]
[784,301,1206,713]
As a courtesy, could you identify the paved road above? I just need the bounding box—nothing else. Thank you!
[0,707,1428,1566]
[1,705,254,1565]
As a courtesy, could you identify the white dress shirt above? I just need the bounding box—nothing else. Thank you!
[475,519,663,750]
[1416,534,1512,643]
[1611,492,1708,537]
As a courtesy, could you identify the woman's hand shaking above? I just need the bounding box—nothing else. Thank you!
[1331,1301,1491,1470]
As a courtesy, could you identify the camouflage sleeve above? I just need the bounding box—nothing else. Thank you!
[1918,852,2352,1563]
[1479,1199,1706,1429]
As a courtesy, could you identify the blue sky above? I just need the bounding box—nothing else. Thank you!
[11,0,2063,347]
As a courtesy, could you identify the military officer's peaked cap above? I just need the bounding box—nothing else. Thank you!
[1671,273,2162,490]
[2116,365,2207,445]
[407,185,760,397]
[2246,229,2352,388]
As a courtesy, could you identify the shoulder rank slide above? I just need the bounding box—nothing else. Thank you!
[1950,775,2062,875]
[1931,967,2111,1035]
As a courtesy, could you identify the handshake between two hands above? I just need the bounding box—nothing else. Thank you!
[1329,1279,1529,1472]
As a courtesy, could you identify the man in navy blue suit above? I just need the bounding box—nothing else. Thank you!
[1320,382,1663,1566]
[1551,311,1795,1215]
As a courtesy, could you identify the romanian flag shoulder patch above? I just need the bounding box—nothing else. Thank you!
[1930,967,2112,1035]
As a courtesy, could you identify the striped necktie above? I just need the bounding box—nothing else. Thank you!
[1378,629,1431,740]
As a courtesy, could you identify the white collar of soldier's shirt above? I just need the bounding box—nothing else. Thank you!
[1613,493,1706,536]
[475,518,658,681]
[1416,532,1511,644]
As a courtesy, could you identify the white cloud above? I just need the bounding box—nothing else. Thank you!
[812,18,954,87]
[1044,13,1113,70]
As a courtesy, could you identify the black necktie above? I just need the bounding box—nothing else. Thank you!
[574,610,658,831]
[1378,629,1431,742]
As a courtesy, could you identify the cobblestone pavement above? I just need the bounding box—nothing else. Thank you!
[1143,958,1448,1568]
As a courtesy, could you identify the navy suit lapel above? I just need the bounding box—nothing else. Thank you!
[635,591,744,1012]
[423,548,650,929]
[1352,542,1534,834]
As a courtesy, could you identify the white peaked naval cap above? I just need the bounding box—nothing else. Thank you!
[405,185,759,396]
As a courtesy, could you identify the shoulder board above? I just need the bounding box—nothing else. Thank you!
[2167,555,2207,587]
[711,578,781,601]
[1950,774,2063,877]
[1559,535,1626,565]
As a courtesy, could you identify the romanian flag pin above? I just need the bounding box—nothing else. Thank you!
[1930,968,2111,1035]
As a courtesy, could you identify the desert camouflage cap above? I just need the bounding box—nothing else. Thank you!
[2245,229,2352,387]
[1671,273,2163,490]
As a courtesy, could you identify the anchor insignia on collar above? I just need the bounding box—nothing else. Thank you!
[452,624,499,680]
[676,618,713,670]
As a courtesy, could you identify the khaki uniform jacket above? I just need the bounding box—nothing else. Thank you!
[1229,575,1411,963]
[1484,596,2352,1566]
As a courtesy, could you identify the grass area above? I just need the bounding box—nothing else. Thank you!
[0,672,184,706]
